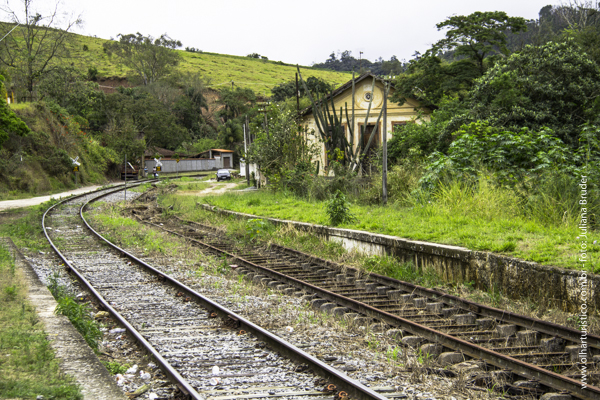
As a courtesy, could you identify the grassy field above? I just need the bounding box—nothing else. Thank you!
[0,244,82,399]
[193,189,599,272]
[66,33,351,96]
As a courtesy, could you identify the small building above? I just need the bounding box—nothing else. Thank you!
[199,149,234,169]
[300,73,430,172]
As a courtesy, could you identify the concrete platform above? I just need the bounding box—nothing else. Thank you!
[4,238,127,400]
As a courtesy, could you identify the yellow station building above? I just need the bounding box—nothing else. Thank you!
[301,73,430,171]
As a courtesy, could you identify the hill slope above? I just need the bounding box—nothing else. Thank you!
[68,33,352,96]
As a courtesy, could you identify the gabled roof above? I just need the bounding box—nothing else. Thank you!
[144,146,175,157]
[300,72,388,117]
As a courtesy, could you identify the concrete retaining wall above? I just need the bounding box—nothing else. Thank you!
[202,205,598,313]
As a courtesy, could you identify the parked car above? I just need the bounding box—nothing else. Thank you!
[216,169,231,181]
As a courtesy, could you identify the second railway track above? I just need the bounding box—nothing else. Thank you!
[130,203,600,400]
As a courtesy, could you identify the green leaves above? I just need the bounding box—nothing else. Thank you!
[326,190,357,226]
[420,121,572,188]
[103,33,182,86]
[469,40,600,147]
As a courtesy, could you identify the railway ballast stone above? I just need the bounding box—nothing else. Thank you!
[540,394,572,400]
[320,302,337,312]
[401,336,424,347]
[413,297,427,308]
[437,352,464,366]
[331,307,348,316]
[420,343,443,357]
[441,307,458,317]
[496,324,517,337]
[425,302,444,313]
[566,345,580,362]
[475,318,494,330]
[516,330,539,345]
[386,329,403,339]
[370,323,387,332]
[310,298,328,309]
[453,313,475,325]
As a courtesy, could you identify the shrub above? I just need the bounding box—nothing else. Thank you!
[325,190,357,226]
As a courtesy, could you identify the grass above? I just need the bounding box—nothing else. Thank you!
[0,204,54,251]
[196,189,599,271]
[63,32,352,97]
[0,245,82,399]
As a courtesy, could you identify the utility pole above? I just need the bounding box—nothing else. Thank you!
[359,51,363,73]
[295,73,300,116]
[244,115,250,186]
[382,77,394,205]
[124,154,127,202]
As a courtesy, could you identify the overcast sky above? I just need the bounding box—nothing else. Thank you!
[7,0,556,66]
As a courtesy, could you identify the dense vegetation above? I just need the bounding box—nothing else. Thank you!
[242,2,600,272]
[0,0,349,197]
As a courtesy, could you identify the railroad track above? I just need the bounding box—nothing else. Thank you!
[135,212,600,400]
[42,185,397,399]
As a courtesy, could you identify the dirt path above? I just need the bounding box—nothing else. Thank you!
[193,182,239,196]
[0,184,118,211]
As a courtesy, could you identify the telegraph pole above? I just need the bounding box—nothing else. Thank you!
[124,154,127,201]
[382,77,394,205]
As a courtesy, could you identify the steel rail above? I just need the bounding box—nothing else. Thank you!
[42,183,203,399]
[152,221,600,400]
[77,189,390,400]
[268,242,600,350]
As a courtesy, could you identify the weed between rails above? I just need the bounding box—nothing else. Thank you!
[48,273,103,353]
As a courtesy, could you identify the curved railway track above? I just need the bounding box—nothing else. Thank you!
[42,185,394,400]
[136,212,600,400]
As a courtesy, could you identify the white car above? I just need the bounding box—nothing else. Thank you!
[216,169,231,181]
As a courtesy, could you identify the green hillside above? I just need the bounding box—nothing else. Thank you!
[69,33,352,96]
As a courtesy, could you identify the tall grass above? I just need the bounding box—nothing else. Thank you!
[0,246,82,399]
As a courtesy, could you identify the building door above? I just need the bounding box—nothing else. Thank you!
[361,124,379,174]
[224,156,231,168]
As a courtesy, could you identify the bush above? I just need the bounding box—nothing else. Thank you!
[420,121,571,189]
[360,162,423,205]
[325,190,357,226]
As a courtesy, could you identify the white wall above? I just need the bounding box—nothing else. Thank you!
[145,159,217,173]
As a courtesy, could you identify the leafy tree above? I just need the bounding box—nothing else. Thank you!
[102,88,188,155]
[37,66,105,119]
[0,0,82,100]
[248,104,319,191]
[433,11,527,75]
[465,40,600,147]
[0,75,30,147]
[217,87,256,122]
[271,76,333,102]
[392,11,527,108]
[420,121,572,188]
[218,119,242,149]
[103,33,182,85]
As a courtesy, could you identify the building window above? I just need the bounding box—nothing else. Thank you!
[392,121,408,132]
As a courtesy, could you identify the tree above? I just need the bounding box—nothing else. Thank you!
[37,66,105,119]
[392,11,527,109]
[271,76,333,102]
[103,33,182,86]
[0,75,29,147]
[0,0,82,101]
[433,11,527,75]
[216,87,256,122]
[465,40,600,147]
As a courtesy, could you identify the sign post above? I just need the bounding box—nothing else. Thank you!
[71,156,80,186]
